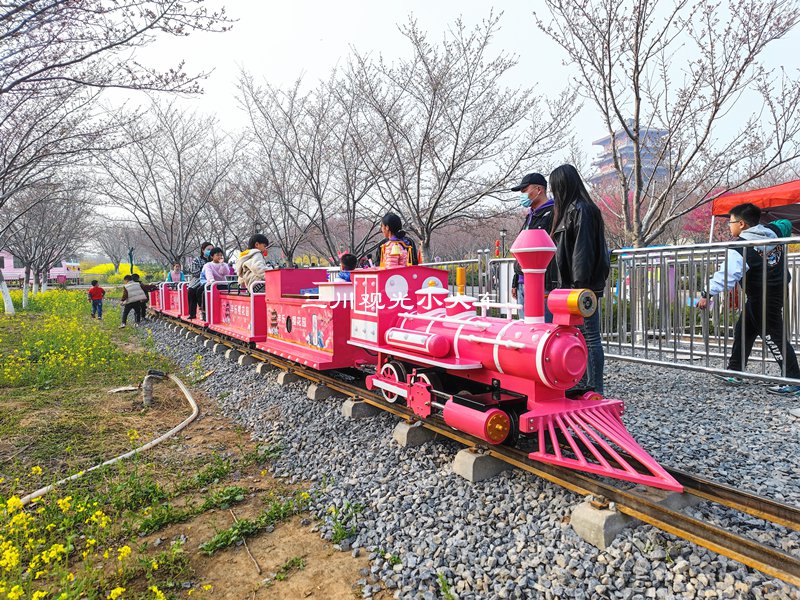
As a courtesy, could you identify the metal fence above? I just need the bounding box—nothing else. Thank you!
[599,238,800,383]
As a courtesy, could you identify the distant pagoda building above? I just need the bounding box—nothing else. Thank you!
[589,119,669,190]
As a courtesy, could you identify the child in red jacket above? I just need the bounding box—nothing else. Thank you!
[88,280,106,320]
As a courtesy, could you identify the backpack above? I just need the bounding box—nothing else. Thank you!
[769,218,792,238]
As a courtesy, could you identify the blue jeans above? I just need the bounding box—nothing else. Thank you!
[91,299,103,319]
[517,282,553,323]
[577,306,604,395]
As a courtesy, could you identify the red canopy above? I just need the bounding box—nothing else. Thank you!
[712,179,800,234]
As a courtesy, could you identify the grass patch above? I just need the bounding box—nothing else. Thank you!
[199,491,311,555]
[0,289,293,598]
[137,486,247,535]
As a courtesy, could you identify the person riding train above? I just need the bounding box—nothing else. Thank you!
[378,213,420,268]
[235,233,271,290]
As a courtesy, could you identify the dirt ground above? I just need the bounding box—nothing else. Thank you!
[140,384,382,599]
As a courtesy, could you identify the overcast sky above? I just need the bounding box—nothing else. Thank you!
[130,0,800,164]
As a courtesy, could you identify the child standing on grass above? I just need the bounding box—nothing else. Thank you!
[87,280,105,319]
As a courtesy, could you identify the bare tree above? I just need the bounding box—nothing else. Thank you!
[354,14,577,257]
[538,0,800,246]
[3,177,90,306]
[238,70,386,263]
[1,1,232,97]
[96,101,239,266]
[0,1,233,311]
[94,222,141,273]
[237,145,317,266]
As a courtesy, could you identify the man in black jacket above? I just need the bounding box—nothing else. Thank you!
[510,172,558,321]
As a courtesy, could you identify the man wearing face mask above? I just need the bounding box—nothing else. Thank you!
[509,172,557,321]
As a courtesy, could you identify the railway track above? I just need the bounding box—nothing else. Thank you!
[160,316,800,587]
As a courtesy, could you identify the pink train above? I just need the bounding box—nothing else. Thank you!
[149,230,680,491]
[0,251,81,285]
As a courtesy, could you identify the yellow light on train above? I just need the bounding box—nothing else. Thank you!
[485,411,510,444]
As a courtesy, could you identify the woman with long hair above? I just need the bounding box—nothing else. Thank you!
[187,241,212,320]
[549,164,610,395]
[378,212,420,267]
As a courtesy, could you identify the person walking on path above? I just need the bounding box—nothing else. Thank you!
[549,164,611,396]
[87,280,105,320]
[698,203,800,395]
[509,172,558,321]
[119,275,147,328]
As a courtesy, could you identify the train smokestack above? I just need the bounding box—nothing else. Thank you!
[509,229,556,324]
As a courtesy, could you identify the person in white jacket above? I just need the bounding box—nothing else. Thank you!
[235,233,270,291]
[698,203,800,394]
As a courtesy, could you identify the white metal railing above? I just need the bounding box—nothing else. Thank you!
[600,238,800,383]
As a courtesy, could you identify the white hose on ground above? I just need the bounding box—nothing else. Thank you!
[19,374,199,507]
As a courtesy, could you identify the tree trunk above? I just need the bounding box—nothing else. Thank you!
[0,270,15,315]
[22,266,30,308]
[113,260,120,274]
[33,271,40,295]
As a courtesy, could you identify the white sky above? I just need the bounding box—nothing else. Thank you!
[130,0,800,163]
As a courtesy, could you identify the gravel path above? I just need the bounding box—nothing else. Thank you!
[146,321,799,599]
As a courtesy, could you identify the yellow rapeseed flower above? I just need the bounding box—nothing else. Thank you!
[107,587,126,599]
[32,590,47,599]
[127,429,139,443]
[150,560,159,570]
[86,509,110,528]
[7,584,24,600]
[57,496,72,513]
[5,497,23,513]
[0,540,21,571]
[30,465,43,476]
[117,545,131,561]
[149,585,166,600]
[202,585,212,592]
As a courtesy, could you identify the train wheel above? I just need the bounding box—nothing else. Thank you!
[414,371,443,394]
[503,408,523,447]
[380,360,407,403]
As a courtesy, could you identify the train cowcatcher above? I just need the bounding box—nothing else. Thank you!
[151,229,681,492]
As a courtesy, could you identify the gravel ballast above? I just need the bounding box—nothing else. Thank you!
[146,320,799,599]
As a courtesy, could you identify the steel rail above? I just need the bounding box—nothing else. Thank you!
[157,315,800,587]
[667,468,800,533]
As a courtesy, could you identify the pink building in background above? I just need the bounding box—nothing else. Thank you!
[0,251,81,284]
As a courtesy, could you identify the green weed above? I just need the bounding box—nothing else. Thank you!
[199,491,311,555]
[271,556,306,584]
[135,540,192,589]
[137,486,248,535]
[326,500,363,544]
[194,454,232,486]
[241,442,283,466]
[437,572,456,600]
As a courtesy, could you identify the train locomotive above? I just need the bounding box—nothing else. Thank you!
[150,229,681,492]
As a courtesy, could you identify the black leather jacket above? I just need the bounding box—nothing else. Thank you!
[511,203,558,292]
[551,198,610,296]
